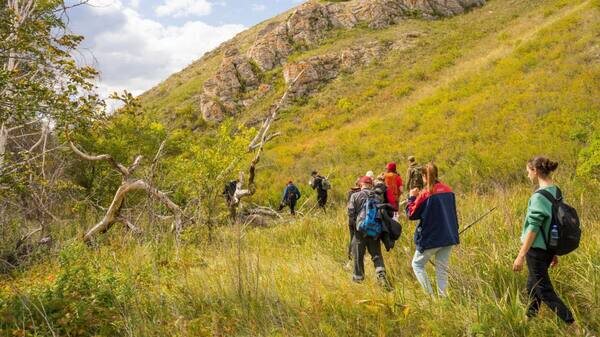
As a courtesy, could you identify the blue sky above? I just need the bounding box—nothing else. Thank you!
[67,0,303,98]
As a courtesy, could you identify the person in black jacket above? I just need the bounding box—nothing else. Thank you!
[311,170,328,210]
[278,181,301,215]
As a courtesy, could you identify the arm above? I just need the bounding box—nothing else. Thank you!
[513,230,536,272]
[406,189,428,220]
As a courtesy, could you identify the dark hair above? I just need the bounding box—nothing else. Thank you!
[421,162,439,193]
[527,156,559,177]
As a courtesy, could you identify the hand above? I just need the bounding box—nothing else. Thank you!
[409,188,420,197]
[550,255,558,268]
[513,254,525,272]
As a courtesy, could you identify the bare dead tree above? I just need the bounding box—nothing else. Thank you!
[68,141,184,243]
[226,69,306,220]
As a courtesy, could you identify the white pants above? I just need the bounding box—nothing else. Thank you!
[412,246,453,296]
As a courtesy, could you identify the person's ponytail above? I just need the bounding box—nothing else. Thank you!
[528,156,559,177]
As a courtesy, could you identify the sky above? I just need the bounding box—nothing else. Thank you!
[66,0,303,98]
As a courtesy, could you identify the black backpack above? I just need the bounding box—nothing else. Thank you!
[536,188,581,256]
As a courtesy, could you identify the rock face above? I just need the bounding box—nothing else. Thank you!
[200,49,261,122]
[199,0,485,122]
[283,42,391,99]
[248,0,485,71]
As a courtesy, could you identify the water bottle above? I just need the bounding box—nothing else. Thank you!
[549,223,559,248]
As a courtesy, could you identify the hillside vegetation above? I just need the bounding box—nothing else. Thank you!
[1,0,600,336]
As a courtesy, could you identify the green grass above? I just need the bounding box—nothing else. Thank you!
[1,188,599,336]
[2,0,599,336]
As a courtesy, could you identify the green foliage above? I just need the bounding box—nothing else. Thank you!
[165,119,254,225]
[0,1,101,129]
[578,128,600,180]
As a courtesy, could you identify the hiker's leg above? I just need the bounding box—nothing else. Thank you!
[527,249,574,323]
[352,232,367,282]
[366,236,385,275]
[290,198,297,215]
[434,245,453,296]
[277,203,285,211]
[412,248,437,295]
[525,250,543,318]
[347,225,355,260]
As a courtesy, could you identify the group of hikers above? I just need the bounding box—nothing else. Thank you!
[275,155,581,327]
[277,170,330,215]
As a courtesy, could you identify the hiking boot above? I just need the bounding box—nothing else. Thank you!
[352,275,364,283]
[377,272,393,291]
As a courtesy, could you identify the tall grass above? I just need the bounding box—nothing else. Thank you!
[1,187,598,336]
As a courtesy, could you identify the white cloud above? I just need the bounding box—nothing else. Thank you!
[70,2,245,99]
[155,0,212,18]
[251,4,266,12]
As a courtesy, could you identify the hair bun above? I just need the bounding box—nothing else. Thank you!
[546,159,559,172]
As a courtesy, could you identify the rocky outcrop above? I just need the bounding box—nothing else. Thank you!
[248,0,485,71]
[199,0,485,122]
[282,41,391,99]
[200,49,262,121]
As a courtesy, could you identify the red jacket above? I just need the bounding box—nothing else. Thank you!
[384,172,403,210]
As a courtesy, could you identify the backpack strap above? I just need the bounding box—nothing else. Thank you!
[534,188,560,250]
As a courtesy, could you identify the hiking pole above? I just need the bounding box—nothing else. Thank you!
[459,206,497,235]
[426,206,497,268]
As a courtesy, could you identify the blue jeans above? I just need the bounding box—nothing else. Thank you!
[412,246,453,296]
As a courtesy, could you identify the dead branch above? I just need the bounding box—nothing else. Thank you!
[227,70,305,221]
[69,141,129,176]
[69,142,184,243]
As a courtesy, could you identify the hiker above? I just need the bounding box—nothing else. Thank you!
[310,170,328,210]
[375,173,393,217]
[384,162,403,219]
[223,179,238,206]
[348,175,391,289]
[512,156,575,324]
[406,156,424,191]
[278,181,301,215]
[406,162,459,296]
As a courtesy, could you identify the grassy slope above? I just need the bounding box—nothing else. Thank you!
[2,0,600,336]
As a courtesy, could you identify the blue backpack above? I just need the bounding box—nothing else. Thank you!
[359,192,383,237]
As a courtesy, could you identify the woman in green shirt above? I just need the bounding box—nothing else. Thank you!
[512,156,574,324]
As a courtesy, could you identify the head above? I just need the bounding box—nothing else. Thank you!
[366,170,375,179]
[386,162,397,173]
[421,162,439,193]
[311,170,318,177]
[526,156,558,183]
[358,176,373,189]
[408,156,416,163]
[288,180,293,185]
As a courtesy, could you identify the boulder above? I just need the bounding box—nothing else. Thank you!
[199,94,225,122]
[248,22,293,71]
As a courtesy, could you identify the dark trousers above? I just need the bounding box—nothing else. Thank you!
[526,248,574,323]
[317,190,327,209]
[352,231,385,281]
[278,197,297,215]
[347,225,356,260]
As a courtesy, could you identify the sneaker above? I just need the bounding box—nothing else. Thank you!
[377,273,393,291]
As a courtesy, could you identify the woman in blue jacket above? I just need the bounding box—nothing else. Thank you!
[406,162,459,296]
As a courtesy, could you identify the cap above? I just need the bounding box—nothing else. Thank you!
[366,170,375,178]
[408,156,416,162]
[386,162,397,172]
[358,176,373,185]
